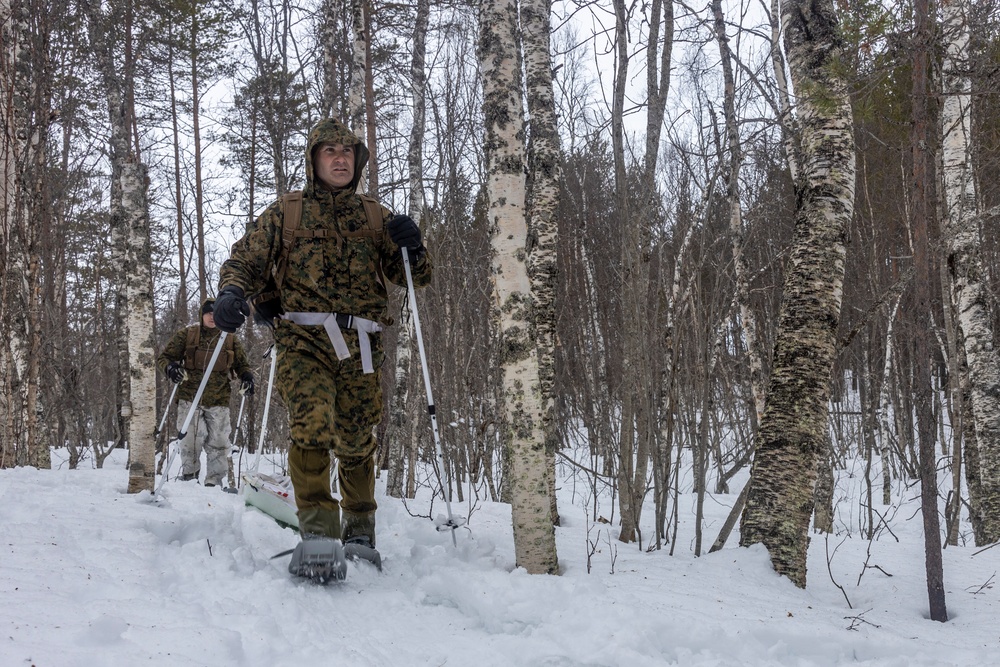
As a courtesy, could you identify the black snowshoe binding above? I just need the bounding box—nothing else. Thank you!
[286,536,348,584]
[344,536,382,572]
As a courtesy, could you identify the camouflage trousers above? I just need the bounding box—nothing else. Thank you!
[176,401,231,486]
[275,319,384,543]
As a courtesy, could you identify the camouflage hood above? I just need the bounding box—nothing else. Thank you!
[304,118,369,195]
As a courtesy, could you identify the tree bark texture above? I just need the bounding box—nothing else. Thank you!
[5,0,49,468]
[86,0,156,491]
[739,0,856,589]
[521,0,561,526]
[317,0,343,118]
[348,0,366,133]
[479,0,558,574]
[123,158,157,493]
[0,0,17,467]
[769,0,799,182]
[911,0,947,622]
[877,299,901,506]
[940,0,1000,546]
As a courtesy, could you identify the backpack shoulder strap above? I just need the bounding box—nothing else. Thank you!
[273,190,304,291]
[222,333,235,372]
[184,325,200,370]
[360,195,384,233]
[359,195,388,290]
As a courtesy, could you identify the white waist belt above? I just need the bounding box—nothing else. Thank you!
[281,312,384,374]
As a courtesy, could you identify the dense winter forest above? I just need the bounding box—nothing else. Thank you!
[3,0,1000,619]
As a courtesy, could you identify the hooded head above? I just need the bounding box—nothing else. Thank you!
[304,118,369,195]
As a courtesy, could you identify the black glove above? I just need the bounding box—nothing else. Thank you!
[240,371,255,396]
[166,361,186,384]
[387,214,422,251]
[213,286,250,333]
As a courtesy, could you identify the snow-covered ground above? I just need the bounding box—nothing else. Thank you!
[1,447,997,666]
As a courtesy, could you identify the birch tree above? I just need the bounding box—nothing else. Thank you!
[85,0,157,491]
[3,0,50,469]
[19,2,47,470]
[347,0,366,131]
[521,0,561,524]
[1,0,24,467]
[940,0,1000,546]
[479,0,557,574]
[739,0,856,588]
[122,157,157,493]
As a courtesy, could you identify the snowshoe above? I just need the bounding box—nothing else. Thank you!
[286,536,347,584]
[434,513,467,532]
[344,536,382,572]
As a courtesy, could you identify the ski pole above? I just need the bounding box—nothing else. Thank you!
[227,391,248,489]
[401,246,461,545]
[253,344,278,473]
[153,382,180,477]
[154,382,180,439]
[155,332,229,497]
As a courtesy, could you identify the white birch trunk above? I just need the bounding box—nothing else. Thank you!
[4,0,48,468]
[22,108,46,469]
[739,0,856,588]
[940,0,1000,543]
[317,0,341,117]
[712,0,765,424]
[123,159,157,493]
[0,0,23,466]
[521,0,561,524]
[480,0,557,574]
[877,298,901,506]
[85,0,156,489]
[769,0,799,182]
[347,0,366,132]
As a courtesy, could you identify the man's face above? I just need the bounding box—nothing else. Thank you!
[314,143,355,190]
[202,312,216,328]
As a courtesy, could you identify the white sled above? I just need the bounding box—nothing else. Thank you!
[241,471,299,530]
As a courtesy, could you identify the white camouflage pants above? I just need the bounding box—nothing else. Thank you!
[176,401,231,486]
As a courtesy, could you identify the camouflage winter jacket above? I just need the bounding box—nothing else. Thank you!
[218,118,432,328]
[156,321,251,407]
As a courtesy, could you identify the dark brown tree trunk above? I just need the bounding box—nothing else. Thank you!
[910,0,947,622]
